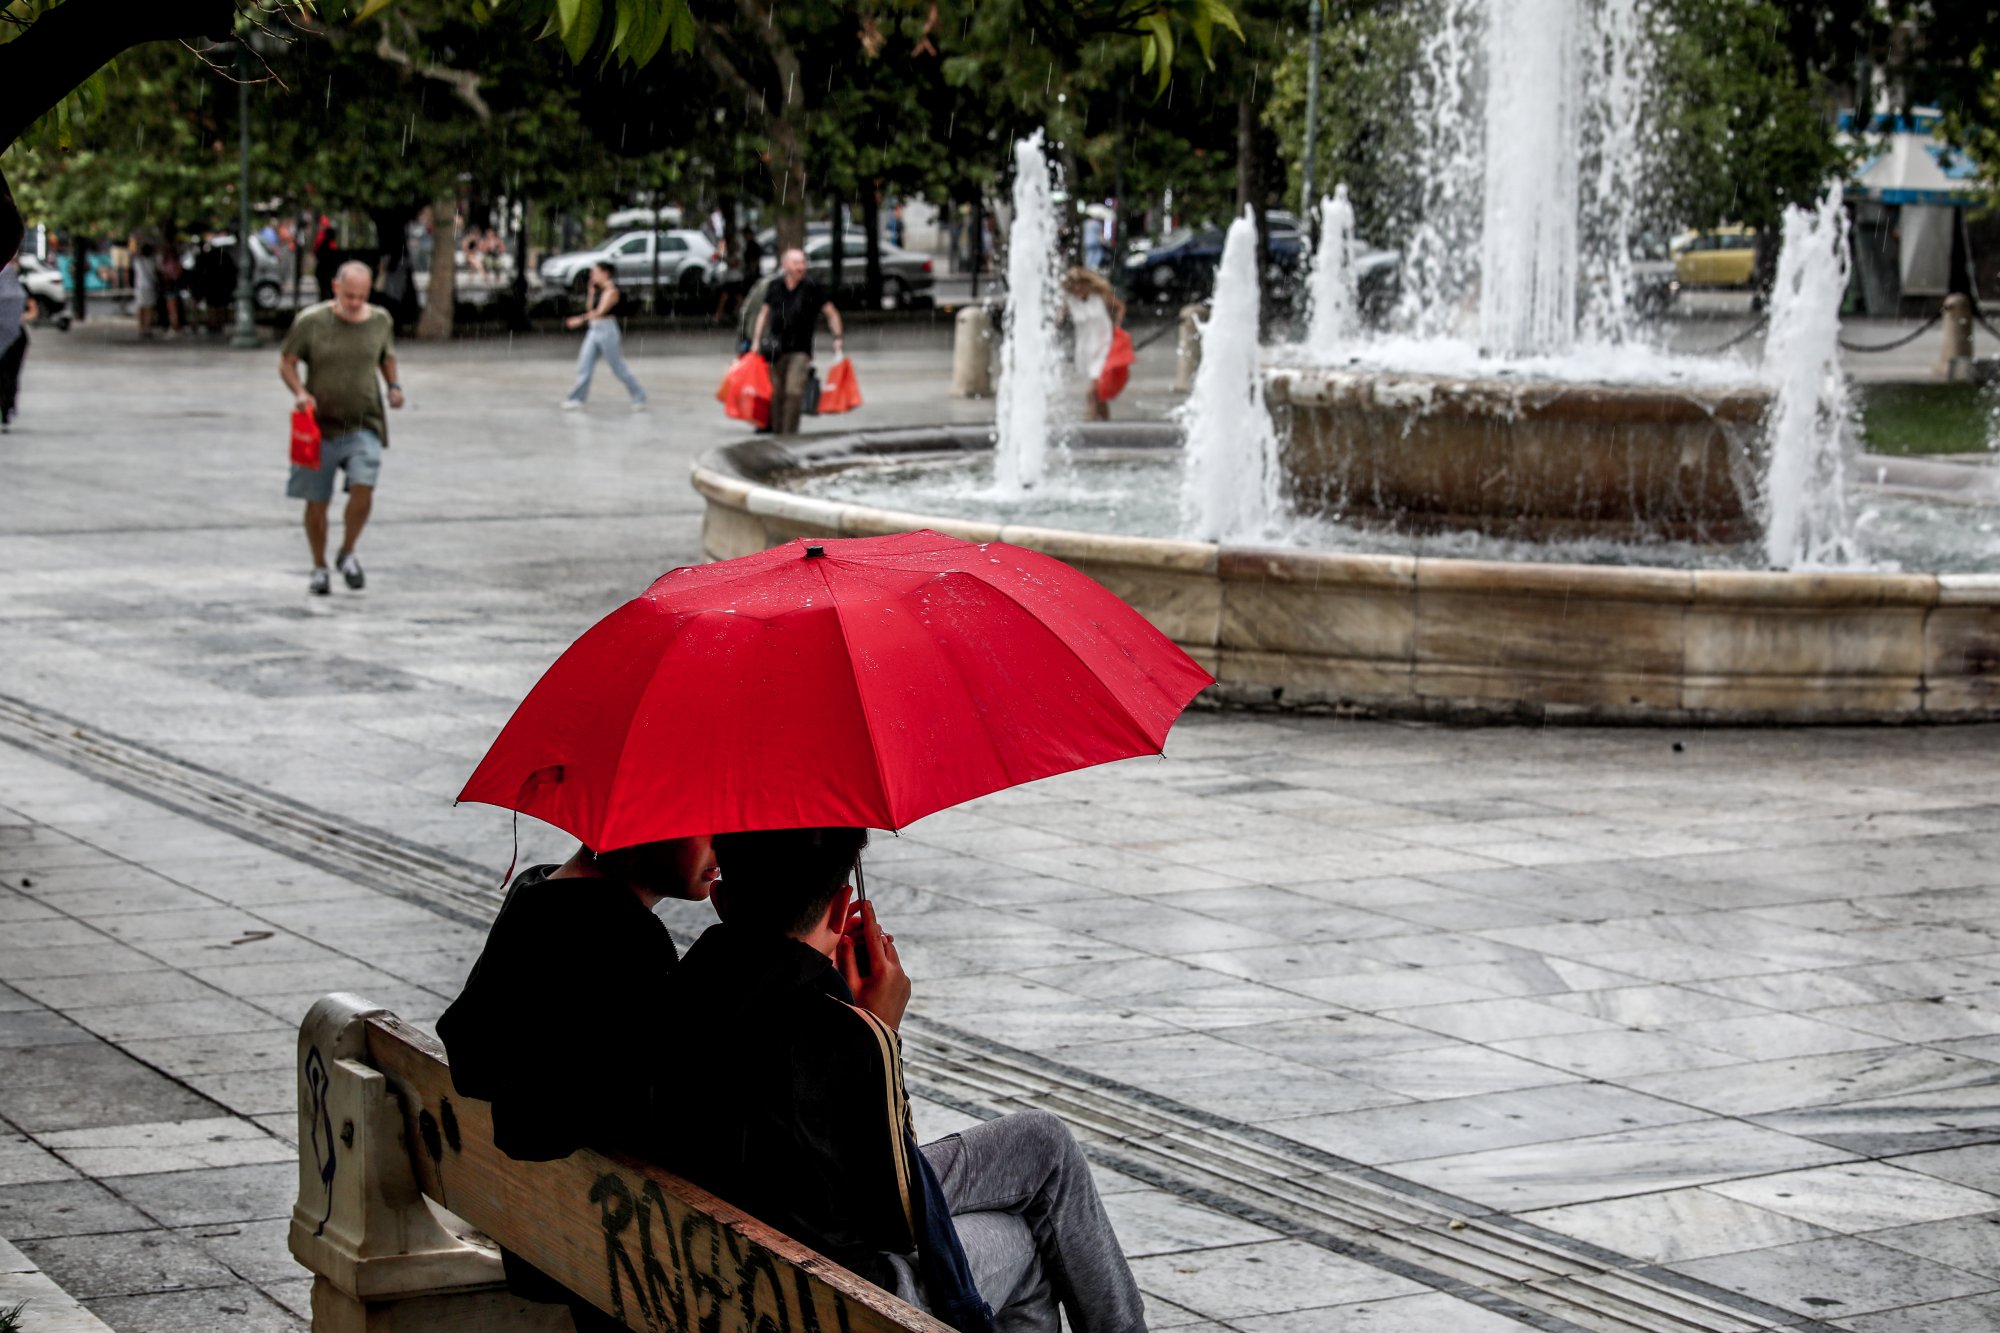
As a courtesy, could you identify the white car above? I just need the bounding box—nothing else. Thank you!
[16,254,70,324]
[538,229,718,298]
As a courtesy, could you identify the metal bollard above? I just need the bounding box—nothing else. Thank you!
[951,302,996,398]
[1174,303,1209,392]
[1937,293,1975,383]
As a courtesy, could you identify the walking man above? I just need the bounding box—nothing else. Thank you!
[750,247,843,436]
[279,261,403,596]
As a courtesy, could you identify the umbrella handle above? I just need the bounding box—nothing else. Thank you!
[850,856,873,977]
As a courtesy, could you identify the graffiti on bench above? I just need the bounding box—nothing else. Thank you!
[593,1169,853,1333]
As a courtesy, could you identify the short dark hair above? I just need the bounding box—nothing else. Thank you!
[591,259,616,280]
[712,827,869,937]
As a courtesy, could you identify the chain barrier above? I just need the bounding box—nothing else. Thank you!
[1684,317,1770,354]
[1838,313,1942,353]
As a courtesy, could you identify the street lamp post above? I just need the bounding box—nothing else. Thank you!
[230,38,259,349]
[1299,0,1324,223]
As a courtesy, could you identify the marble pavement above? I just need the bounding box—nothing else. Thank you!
[0,321,1997,1331]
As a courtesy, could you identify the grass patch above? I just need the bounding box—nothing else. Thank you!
[1857,382,1996,455]
[0,1301,24,1333]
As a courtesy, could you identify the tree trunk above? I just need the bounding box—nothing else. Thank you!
[770,113,808,251]
[861,183,883,308]
[416,195,456,341]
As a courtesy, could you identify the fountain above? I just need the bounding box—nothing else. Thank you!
[993,132,1065,492]
[1304,188,1359,349]
[691,4,2000,722]
[1181,212,1284,542]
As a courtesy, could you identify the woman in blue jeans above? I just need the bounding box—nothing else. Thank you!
[561,261,647,411]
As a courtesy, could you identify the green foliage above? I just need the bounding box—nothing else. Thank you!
[6,41,241,235]
[1652,0,1852,232]
[1263,3,1419,242]
[0,1300,23,1333]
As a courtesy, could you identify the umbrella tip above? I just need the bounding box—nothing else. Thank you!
[805,544,826,558]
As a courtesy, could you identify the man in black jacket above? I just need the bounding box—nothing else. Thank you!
[664,827,1147,1333]
[438,834,717,1333]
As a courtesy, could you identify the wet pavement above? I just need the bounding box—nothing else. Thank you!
[1,318,1997,1331]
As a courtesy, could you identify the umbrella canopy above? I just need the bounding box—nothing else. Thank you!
[458,531,1214,849]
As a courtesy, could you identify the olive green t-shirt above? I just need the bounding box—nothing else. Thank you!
[281,301,394,444]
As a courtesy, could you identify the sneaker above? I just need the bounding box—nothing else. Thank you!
[337,551,365,590]
[309,566,331,596]
[560,399,583,411]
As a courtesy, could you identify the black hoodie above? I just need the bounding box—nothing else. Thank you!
[438,866,679,1162]
[659,921,918,1285]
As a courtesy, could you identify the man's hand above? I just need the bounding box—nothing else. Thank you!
[838,900,910,1030]
[294,390,317,414]
[387,387,406,410]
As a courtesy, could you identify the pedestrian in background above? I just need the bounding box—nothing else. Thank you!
[0,252,33,432]
[132,242,160,339]
[751,247,843,436]
[157,240,188,336]
[279,261,404,596]
[561,260,647,412]
[1064,266,1124,422]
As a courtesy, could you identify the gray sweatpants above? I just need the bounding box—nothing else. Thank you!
[893,1109,1147,1333]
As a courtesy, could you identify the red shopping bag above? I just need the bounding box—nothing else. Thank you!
[290,407,322,470]
[820,356,862,414]
[1095,327,1135,402]
[719,353,772,427]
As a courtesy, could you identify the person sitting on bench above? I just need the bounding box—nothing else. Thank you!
[661,827,1147,1333]
[438,834,717,1333]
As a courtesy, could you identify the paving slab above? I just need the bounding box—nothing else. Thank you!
[7,329,2000,1328]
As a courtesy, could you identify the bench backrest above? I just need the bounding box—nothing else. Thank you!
[291,994,948,1333]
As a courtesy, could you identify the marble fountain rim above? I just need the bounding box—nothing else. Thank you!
[691,423,2000,724]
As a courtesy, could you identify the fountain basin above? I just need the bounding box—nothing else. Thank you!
[693,425,2000,723]
[1267,367,1772,544]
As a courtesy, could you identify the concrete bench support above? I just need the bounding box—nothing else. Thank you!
[291,994,568,1331]
[292,993,949,1333]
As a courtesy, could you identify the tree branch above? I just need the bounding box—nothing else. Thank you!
[373,22,491,121]
[0,0,236,149]
[0,0,235,262]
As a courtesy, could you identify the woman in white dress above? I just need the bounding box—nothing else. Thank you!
[131,242,160,340]
[1063,266,1125,421]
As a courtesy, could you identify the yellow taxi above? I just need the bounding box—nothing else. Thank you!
[1671,227,1759,287]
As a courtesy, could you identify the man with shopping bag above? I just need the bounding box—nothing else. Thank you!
[278,262,403,596]
[752,247,844,436]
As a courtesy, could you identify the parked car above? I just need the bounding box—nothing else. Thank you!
[1671,227,1758,288]
[204,233,291,310]
[1122,212,1307,304]
[744,227,933,306]
[538,229,718,298]
[15,254,71,328]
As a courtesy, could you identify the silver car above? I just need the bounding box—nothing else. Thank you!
[754,229,935,308]
[538,229,718,299]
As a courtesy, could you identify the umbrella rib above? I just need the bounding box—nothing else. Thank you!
[818,559,903,830]
[947,569,1184,752]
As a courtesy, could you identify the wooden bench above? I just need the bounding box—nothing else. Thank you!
[290,993,950,1333]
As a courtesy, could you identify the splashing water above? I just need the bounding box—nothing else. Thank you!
[1478,0,1581,357]
[994,132,1066,492]
[1305,187,1360,351]
[1762,184,1858,570]
[1397,0,1654,357]
[1181,212,1284,541]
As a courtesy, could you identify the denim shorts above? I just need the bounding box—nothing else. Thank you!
[286,428,383,503]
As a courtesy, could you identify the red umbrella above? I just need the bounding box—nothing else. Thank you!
[458,530,1213,850]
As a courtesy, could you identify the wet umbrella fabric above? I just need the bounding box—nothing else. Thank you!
[458,530,1214,850]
